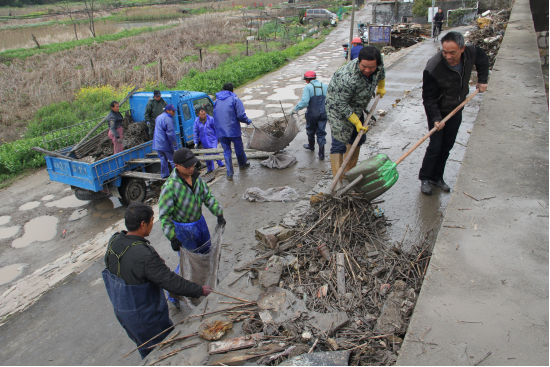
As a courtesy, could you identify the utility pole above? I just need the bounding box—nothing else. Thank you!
[347,0,356,61]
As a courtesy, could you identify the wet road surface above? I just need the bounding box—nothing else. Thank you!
[0,6,486,364]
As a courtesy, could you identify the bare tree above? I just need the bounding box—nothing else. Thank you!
[82,0,96,38]
[59,0,79,40]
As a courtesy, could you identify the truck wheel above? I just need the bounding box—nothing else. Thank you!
[119,178,147,207]
[74,189,108,201]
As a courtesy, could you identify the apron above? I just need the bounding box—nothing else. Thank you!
[174,215,211,254]
[102,238,173,359]
[305,84,327,126]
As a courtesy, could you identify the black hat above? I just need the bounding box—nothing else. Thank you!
[153,90,161,97]
[173,148,198,168]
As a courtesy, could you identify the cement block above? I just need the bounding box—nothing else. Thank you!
[255,225,295,246]
[538,36,547,48]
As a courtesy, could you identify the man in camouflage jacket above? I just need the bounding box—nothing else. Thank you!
[325,46,386,182]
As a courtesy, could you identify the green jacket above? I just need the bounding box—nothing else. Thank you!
[159,169,222,241]
[144,98,167,125]
[325,59,385,143]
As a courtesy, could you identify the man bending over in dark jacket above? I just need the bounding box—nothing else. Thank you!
[102,202,212,359]
[419,31,488,195]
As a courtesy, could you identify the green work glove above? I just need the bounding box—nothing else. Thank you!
[348,113,368,133]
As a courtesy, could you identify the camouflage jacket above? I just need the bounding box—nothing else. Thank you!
[325,59,385,143]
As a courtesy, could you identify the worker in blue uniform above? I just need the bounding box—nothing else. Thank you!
[213,83,253,180]
[152,104,178,179]
[292,70,328,160]
[193,107,225,173]
[102,202,212,359]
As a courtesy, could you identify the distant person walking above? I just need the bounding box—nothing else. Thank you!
[144,90,167,141]
[213,83,253,180]
[107,101,124,154]
[350,37,363,60]
[194,108,225,173]
[419,31,488,195]
[153,104,178,179]
[293,70,328,160]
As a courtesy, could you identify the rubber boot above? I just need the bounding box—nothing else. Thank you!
[303,139,315,151]
[330,153,344,189]
[318,145,325,160]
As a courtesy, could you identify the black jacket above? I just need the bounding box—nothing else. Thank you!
[422,44,489,124]
[433,12,445,22]
[104,231,203,298]
[107,110,124,139]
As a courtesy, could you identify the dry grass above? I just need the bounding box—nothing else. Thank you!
[0,13,248,141]
[0,21,124,51]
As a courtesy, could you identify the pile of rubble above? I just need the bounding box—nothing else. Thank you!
[232,193,433,365]
[465,8,511,68]
[391,25,425,49]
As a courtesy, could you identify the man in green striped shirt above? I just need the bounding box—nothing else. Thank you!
[158,148,226,309]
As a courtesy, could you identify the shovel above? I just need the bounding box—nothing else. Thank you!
[344,89,480,201]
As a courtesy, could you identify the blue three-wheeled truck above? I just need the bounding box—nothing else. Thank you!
[42,90,215,206]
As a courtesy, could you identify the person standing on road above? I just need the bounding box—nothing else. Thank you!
[326,46,386,184]
[292,70,328,160]
[433,8,445,35]
[193,108,225,173]
[159,148,226,309]
[144,90,167,141]
[102,202,212,359]
[213,83,253,180]
[153,104,179,179]
[419,31,488,195]
[350,37,363,60]
[107,101,124,154]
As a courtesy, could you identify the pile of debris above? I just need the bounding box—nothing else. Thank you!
[391,25,424,49]
[258,116,289,139]
[465,8,511,68]
[235,193,433,365]
[90,115,148,161]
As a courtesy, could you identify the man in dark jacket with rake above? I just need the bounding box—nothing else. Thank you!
[419,31,488,195]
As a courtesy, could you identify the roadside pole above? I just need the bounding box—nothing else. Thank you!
[348,0,356,61]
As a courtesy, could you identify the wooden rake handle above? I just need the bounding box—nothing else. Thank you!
[395,89,480,165]
[329,95,381,193]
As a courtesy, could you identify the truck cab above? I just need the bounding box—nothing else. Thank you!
[129,90,215,147]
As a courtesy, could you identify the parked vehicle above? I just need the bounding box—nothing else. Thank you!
[303,8,337,23]
[42,90,215,206]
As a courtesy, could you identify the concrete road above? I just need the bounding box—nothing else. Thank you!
[0,5,488,365]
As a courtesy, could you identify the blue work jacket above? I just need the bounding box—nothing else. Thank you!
[294,80,328,112]
[351,45,363,60]
[152,112,177,152]
[213,91,251,138]
[193,115,219,148]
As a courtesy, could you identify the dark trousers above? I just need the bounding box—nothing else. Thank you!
[330,114,366,154]
[418,110,462,181]
[305,115,327,146]
[219,136,247,176]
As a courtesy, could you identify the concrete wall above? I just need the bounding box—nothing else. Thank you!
[537,31,549,66]
[376,0,476,25]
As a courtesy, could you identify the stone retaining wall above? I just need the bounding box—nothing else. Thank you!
[537,31,549,66]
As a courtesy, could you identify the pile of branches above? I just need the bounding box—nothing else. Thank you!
[466,9,511,68]
[91,115,148,161]
[259,115,289,139]
[244,193,434,365]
